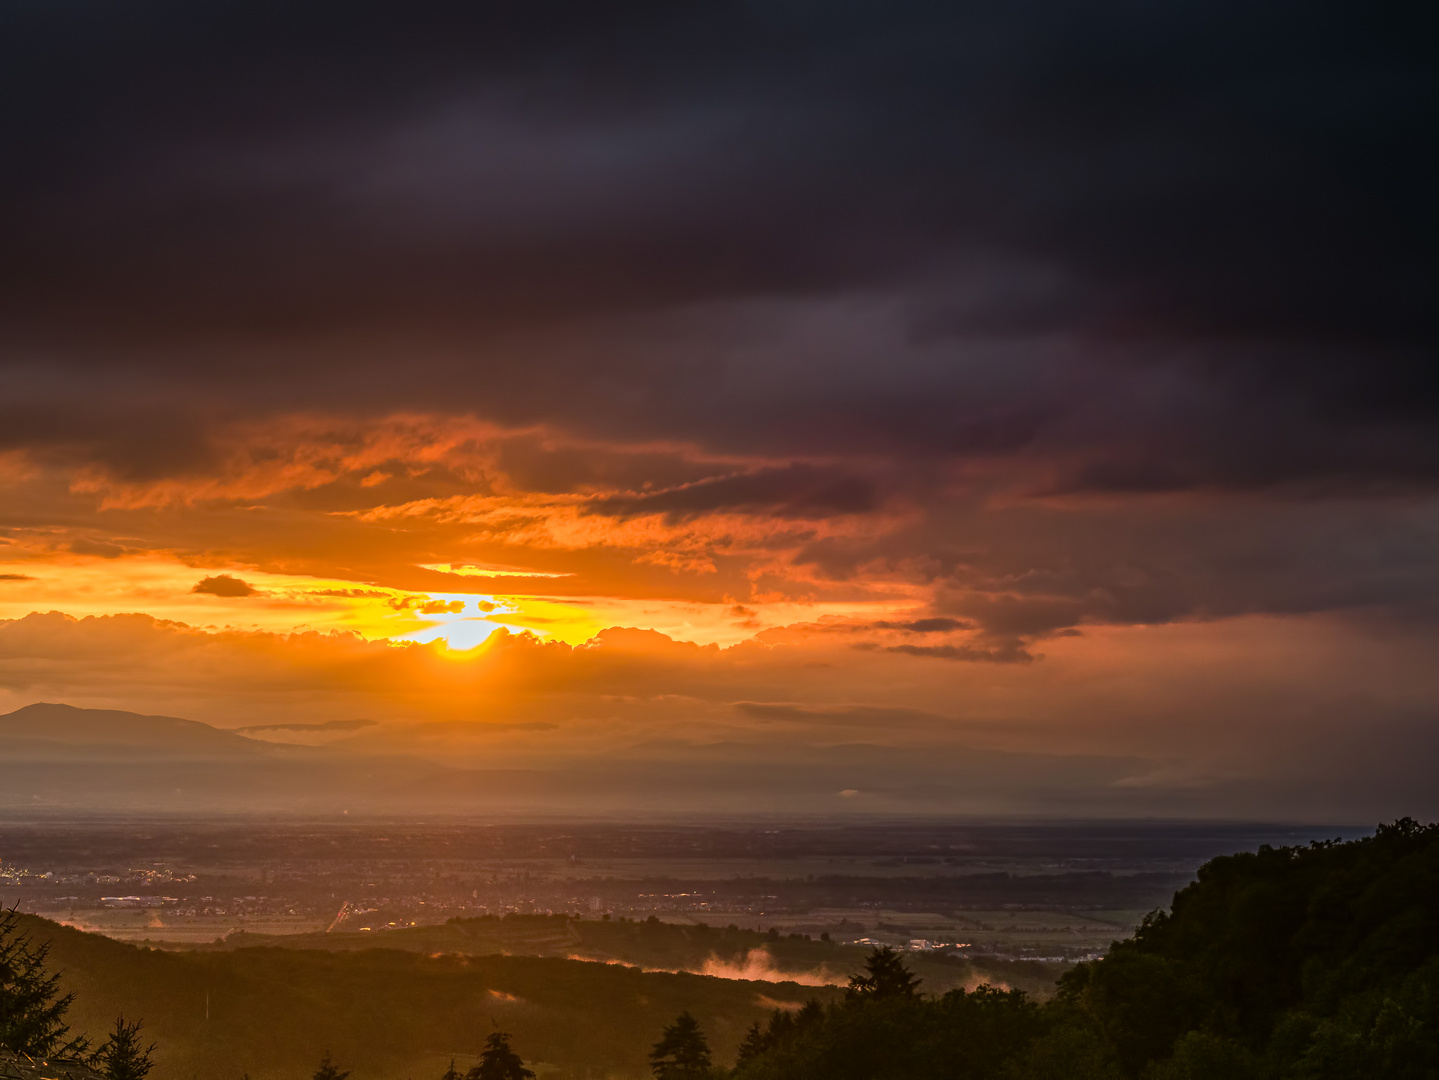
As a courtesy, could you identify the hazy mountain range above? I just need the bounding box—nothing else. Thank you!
[2,702,1420,820]
[0,702,1153,817]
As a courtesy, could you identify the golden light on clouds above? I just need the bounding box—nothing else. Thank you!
[0,386,1434,821]
[421,563,574,579]
[1,0,1434,822]
[0,539,922,657]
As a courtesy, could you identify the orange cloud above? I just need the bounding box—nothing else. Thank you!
[1,608,1436,818]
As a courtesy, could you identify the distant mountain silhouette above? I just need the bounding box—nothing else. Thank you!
[0,702,1291,818]
[0,702,275,760]
[0,702,441,812]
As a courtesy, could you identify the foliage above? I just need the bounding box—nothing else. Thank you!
[5,820,1436,1080]
[91,1016,156,1080]
[312,1052,349,1080]
[16,915,814,1080]
[464,1032,534,1080]
[0,906,89,1059]
[732,820,1439,1080]
[734,979,1044,1080]
[734,1022,767,1066]
[435,913,1058,998]
[1002,1014,1121,1080]
[650,1012,713,1079]
[845,946,922,1001]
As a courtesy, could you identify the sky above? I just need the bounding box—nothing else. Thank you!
[1,0,1436,819]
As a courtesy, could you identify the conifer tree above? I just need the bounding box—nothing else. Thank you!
[793,999,825,1030]
[735,1021,767,1065]
[846,946,921,1000]
[312,1052,350,1080]
[441,1058,463,1080]
[91,1016,155,1080]
[0,906,89,1059]
[649,1012,712,1079]
[463,1032,534,1080]
[764,1008,795,1046]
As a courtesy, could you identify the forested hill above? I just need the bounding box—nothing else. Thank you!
[4,821,1435,1079]
[731,819,1439,1079]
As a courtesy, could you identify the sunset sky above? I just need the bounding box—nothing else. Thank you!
[2,1,1436,818]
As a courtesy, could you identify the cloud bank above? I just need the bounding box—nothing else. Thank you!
[0,1,1436,818]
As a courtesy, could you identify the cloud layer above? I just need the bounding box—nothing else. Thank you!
[0,1,1436,816]
[2,609,1437,820]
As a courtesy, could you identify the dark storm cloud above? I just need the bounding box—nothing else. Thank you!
[587,465,882,521]
[192,574,257,597]
[0,398,218,481]
[798,498,1439,638]
[490,435,733,496]
[873,618,970,634]
[68,539,128,559]
[888,642,1036,665]
[1,0,1434,487]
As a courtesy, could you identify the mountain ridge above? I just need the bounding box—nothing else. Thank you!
[0,702,278,759]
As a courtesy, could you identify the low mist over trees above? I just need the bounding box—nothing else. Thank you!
[730,819,1439,1079]
[3,821,1437,1079]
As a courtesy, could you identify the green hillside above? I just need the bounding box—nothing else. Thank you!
[196,914,1061,998]
[730,818,1439,1079]
[14,821,1436,1080]
[22,915,838,1080]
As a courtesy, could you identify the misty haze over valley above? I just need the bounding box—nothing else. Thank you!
[2,0,1437,1077]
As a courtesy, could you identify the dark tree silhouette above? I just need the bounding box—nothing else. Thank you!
[728,823,1439,1080]
[312,1052,350,1080]
[463,1032,534,1080]
[91,1016,156,1080]
[649,1011,713,1078]
[735,1021,768,1065]
[441,1058,463,1080]
[793,1000,825,1031]
[0,906,89,1058]
[846,946,921,1000]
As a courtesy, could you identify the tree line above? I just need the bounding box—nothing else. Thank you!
[720,818,1439,1079]
[0,906,154,1080]
[8,819,1438,1079]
